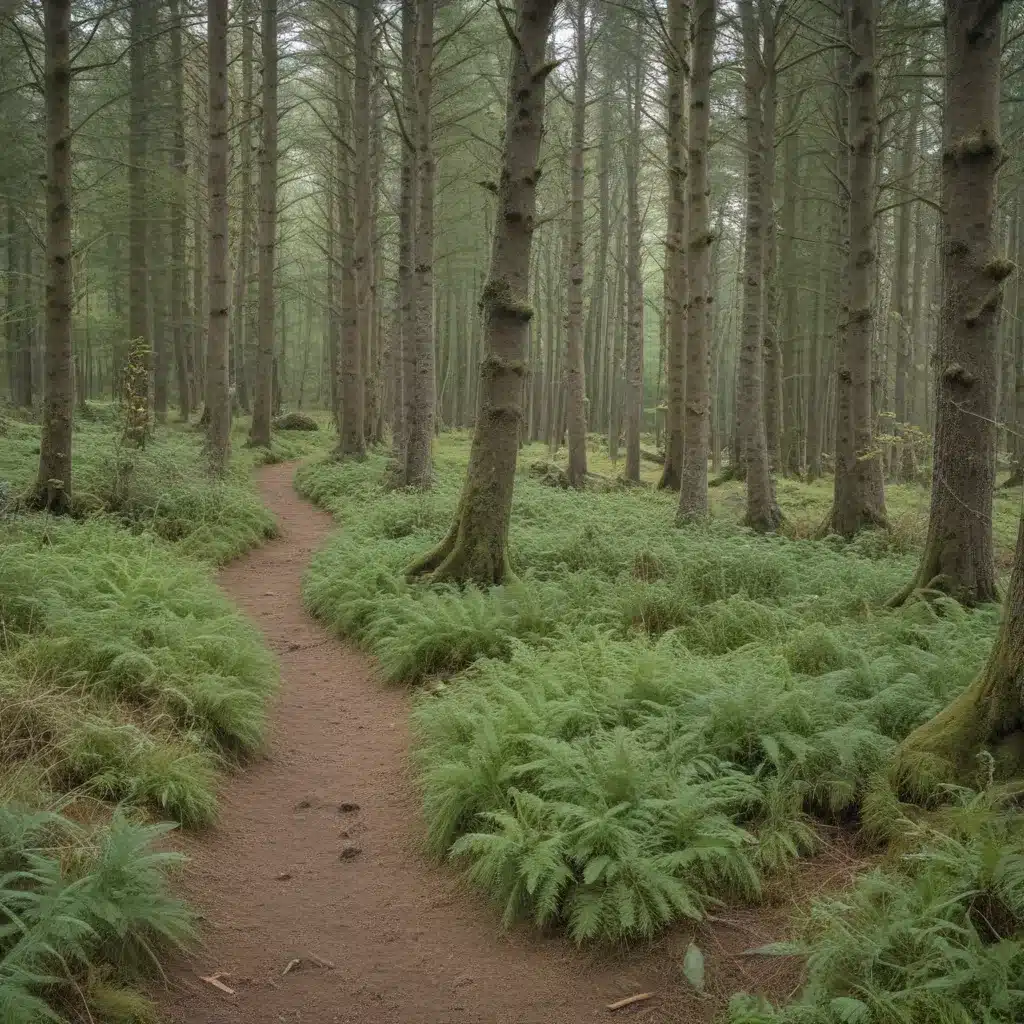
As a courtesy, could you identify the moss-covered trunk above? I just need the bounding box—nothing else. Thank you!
[891,0,1007,607]
[898,512,1024,788]
[407,0,558,586]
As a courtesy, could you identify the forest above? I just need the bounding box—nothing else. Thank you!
[2,0,1024,1021]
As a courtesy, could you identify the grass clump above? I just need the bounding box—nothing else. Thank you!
[297,434,1002,945]
[1,516,276,825]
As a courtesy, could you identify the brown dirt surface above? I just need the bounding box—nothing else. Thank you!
[154,461,861,1024]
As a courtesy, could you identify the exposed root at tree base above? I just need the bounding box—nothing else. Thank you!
[405,525,512,587]
[887,572,1000,610]
[892,671,1024,802]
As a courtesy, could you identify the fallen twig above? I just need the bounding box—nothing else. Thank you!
[282,958,302,976]
[200,972,235,995]
[606,992,653,1011]
[306,951,336,969]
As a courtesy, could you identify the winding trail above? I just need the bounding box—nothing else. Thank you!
[156,461,831,1024]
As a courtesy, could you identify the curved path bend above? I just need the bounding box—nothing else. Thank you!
[157,460,831,1024]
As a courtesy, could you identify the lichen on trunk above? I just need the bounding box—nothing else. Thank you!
[407,0,558,586]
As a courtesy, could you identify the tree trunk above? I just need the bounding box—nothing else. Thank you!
[336,2,366,459]
[624,48,644,484]
[405,0,434,482]
[678,0,716,522]
[206,0,232,476]
[7,205,31,408]
[823,0,887,537]
[388,0,417,480]
[891,0,1007,607]
[127,0,150,444]
[658,0,690,490]
[192,86,207,415]
[170,0,190,421]
[33,0,73,514]
[564,0,589,488]
[407,0,558,585]
[738,0,781,532]
[232,0,254,415]
[897,503,1024,789]
[779,93,802,476]
[250,0,277,446]
[760,4,783,474]
[584,91,611,431]
[893,64,923,481]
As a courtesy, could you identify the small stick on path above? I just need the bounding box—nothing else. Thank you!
[199,973,235,995]
[606,992,653,1011]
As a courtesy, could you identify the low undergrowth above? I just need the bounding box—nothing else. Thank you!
[1,416,281,564]
[0,409,295,1021]
[298,436,1002,953]
[728,793,1024,1023]
[0,807,193,1024]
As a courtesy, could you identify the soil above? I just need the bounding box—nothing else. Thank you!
[155,461,862,1024]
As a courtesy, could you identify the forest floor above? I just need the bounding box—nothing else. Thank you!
[154,460,864,1024]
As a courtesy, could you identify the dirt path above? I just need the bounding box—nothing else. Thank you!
[156,461,835,1024]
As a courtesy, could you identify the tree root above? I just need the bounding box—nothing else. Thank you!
[892,668,1024,802]
[405,523,514,587]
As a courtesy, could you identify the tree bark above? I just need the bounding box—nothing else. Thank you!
[250,0,277,446]
[892,64,923,481]
[760,3,783,474]
[658,0,690,491]
[232,0,255,415]
[6,204,31,408]
[405,0,434,482]
[738,0,781,532]
[388,0,418,481]
[823,0,887,537]
[33,0,73,514]
[678,0,716,522]
[192,87,207,415]
[624,47,644,484]
[170,0,190,421]
[127,0,150,443]
[407,0,558,585]
[563,0,589,488]
[206,0,232,476]
[779,98,802,476]
[336,1,366,459]
[891,0,1007,608]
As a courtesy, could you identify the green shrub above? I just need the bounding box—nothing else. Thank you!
[274,411,319,431]
[0,805,194,1024]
